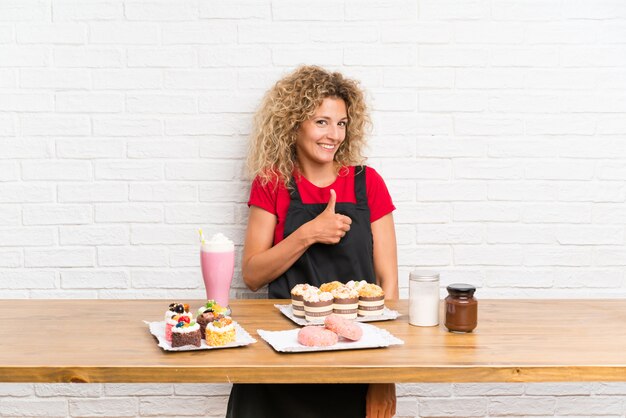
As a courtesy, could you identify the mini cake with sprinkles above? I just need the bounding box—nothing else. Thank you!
[331,285,359,320]
[171,320,201,348]
[205,317,236,347]
[357,283,385,317]
[303,290,334,323]
[291,284,316,319]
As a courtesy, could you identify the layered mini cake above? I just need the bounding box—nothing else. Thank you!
[291,284,316,318]
[331,285,359,320]
[164,303,193,342]
[358,283,385,317]
[171,320,201,348]
[205,317,236,347]
[303,291,333,323]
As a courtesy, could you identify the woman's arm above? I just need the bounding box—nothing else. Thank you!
[368,212,399,418]
[371,212,399,300]
[242,190,352,292]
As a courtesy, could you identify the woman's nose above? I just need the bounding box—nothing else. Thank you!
[327,125,342,141]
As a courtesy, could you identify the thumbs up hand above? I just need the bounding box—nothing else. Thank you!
[307,189,352,245]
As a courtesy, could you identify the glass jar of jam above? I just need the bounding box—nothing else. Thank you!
[444,283,477,333]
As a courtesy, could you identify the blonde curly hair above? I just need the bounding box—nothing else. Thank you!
[247,65,371,188]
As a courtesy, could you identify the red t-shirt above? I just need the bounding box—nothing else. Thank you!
[248,166,395,245]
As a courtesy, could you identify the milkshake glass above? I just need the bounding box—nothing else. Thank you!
[200,232,234,307]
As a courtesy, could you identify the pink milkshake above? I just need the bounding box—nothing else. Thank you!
[200,232,234,307]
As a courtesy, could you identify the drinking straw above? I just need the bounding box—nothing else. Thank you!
[198,228,205,244]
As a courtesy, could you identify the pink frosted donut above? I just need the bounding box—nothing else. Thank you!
[297,326,338,347]
[324,314,363,341]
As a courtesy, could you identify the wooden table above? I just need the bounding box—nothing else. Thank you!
[2,299,625,383]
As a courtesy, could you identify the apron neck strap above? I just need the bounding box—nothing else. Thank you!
[354,165,367,205]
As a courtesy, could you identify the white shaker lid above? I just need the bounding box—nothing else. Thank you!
[409,270,440,282]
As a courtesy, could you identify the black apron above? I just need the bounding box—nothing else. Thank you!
[227,166,376,418]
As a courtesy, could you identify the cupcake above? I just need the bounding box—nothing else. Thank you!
[303,290,333,323]
[291,284,316,318]
[319,281,343,293]
[332,285,359,320]
[171,320,201,348]
[358,283,385,317]
[205,317,236,347]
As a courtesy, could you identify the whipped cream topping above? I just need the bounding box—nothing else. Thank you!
[172,322,200,333]
[206,321,235,334]
[291,284,317,296]
[201,232,234,252]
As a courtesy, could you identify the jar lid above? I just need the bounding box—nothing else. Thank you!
[446,283,476,295]
[409,270,439,282]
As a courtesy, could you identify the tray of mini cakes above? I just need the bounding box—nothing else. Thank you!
[145,302,256,351]
[275,280,401,326]
[260,281,404,353]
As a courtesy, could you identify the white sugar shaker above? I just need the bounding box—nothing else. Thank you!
[409,270,440,327]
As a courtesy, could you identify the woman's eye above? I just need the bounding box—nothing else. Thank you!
[316,120,327,126]
[338,121,347,127]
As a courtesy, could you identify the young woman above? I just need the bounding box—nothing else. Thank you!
[227,65,398,418]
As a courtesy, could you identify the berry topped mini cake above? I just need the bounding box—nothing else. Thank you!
[196,300,227,338]
[164,303,193,342]
[357,283,385,317]
[290,284,316,318]
[331,285,359,320]
[303,290,334,323]
[171,320,201,348]
[205,317,236,347]
[196,300,227,318]
[165,302,192,322]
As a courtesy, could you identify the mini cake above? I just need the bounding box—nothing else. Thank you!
[164,302,192,322]
[164,303,192,343]
[197,311,224,339]
[358,283,385,317]
[171,320,201,348]
[196,300,227,318]
[331,285,359,320]
[205,317,236,347]
[319,281,343,293]
[303,291,333,323]
[298,326,338,347]
[165,314,188,342]
[291,284,316,318]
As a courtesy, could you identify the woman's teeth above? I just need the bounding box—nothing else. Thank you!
[320,144,334,150]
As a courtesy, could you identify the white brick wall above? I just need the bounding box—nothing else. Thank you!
[1,0,625,416]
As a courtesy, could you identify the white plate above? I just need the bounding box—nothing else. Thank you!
[275,304,400,326]
[145,320,257,352]
[257,323,404,353]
